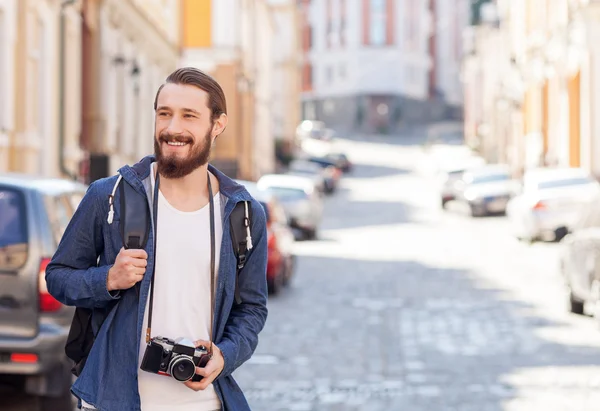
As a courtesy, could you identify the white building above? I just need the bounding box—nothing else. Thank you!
[268,0,301,143]
[300,0,465,134]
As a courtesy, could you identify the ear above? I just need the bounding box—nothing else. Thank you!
[212,113,228,140]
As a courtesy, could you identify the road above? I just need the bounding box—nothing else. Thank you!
[4,132,600,410]
[233,134,600,411]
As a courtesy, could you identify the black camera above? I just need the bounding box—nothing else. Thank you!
[140,336,211,382]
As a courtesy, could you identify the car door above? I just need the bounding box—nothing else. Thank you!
[0,186,42,338]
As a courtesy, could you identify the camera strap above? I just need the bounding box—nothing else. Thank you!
[145,168,217,356]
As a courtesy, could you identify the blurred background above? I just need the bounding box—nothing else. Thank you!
[5,0,600,410]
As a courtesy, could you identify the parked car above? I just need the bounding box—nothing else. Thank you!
[295,120,328,141]
[287,159,329,194]
[438,157,487,208]
[0,173,87,410]
[308,152,353,173]
[506,167,600,242]
[257,174,323,240]
[235,180,296,294]
[452,164,517,217]
[560,201,600,319]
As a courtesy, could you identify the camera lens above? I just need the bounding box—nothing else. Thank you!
[169,356,196,382]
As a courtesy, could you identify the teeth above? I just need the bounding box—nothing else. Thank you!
[167,142,186,146]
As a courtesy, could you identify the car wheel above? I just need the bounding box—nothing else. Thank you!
[569,291,585,315]
[39,362,75,411]
[554,227,568,242]
[304,228,317,240]
[282,255,296,286]
[470,204,484,217]
[441,199,449,209]
[268,270,284,295]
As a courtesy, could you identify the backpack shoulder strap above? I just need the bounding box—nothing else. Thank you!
[107,174,150,250]
[230,200,253,304]
[119,179,150,250]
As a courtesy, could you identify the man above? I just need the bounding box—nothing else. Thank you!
[46,67,268,411]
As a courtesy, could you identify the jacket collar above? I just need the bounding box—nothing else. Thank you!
[117,155,251,201]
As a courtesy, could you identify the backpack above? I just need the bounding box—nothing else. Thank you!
[65,177,252,376]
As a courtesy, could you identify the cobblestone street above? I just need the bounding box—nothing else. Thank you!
[4,134,600,411]
[233,134,600,411]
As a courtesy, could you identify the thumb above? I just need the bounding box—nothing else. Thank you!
[194,339,210,348]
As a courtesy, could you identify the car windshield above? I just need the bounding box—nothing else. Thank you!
[265,186,308,201]
[537,177,592,190]
[467,173,510,184]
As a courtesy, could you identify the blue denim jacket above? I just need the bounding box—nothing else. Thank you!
[46,156,268,411]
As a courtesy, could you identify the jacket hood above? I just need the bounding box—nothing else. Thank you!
[117,155,251,201]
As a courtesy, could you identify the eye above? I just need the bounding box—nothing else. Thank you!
[158,111,170,117]
[184,114,196,119]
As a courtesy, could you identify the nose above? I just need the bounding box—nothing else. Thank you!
[165,115,184,135]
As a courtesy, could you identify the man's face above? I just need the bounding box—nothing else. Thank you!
[154,83,216,179]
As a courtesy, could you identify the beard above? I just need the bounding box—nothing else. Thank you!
[154,128,213,179]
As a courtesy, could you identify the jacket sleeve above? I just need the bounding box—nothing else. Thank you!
[218,200,269,378]
[46,180,120,309]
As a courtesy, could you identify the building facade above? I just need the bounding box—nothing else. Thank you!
[462,0,600,179]
[299,0,467,134]
[180,0,276,181]
[1,0,82,178]
[82,0,180,182]
[268,0,302,145]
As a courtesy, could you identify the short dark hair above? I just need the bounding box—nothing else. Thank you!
[153,67,227,122]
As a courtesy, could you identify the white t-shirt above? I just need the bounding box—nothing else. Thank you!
[136,166,223,411]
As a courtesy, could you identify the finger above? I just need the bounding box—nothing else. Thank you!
[129,266,146,276]
[200,370,220,389]
[187,373,216,391]
[194,340,210,348]
[201,360,219,376]
[123,249,148,259]
[130,258,148,268]
[184,381,206,392]
[194,366,210,378]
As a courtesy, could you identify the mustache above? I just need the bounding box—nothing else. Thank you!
[159,133,193,144]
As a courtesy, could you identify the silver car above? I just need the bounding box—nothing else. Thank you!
[506,168,600,242]
[286,160,327,194]
[0,173,86,409]
[257,174,323,239]
[453,165,518,217]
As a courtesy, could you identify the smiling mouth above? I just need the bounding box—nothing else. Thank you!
[165,141,188,147]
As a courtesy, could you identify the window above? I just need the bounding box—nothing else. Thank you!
[44,195,75,246]
[369,0,386,46]
[0,189,28,271]
[405,0,418,51]
[537,177,593,190]
[326,66,333,83]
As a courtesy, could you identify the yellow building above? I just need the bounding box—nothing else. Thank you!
[1,0,82,178]
[181,0,284,181]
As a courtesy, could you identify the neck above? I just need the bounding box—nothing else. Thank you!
[156,164,210,198]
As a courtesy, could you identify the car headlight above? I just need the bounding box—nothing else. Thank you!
[464,190,479,202]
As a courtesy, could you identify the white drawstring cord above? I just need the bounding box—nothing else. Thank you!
[107,174,123,224]
[244,201,253,250]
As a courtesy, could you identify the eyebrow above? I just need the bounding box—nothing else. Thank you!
[156,106,201,116]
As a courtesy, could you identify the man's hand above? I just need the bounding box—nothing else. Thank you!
[184,340,225,391]
[106,247,148,291]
